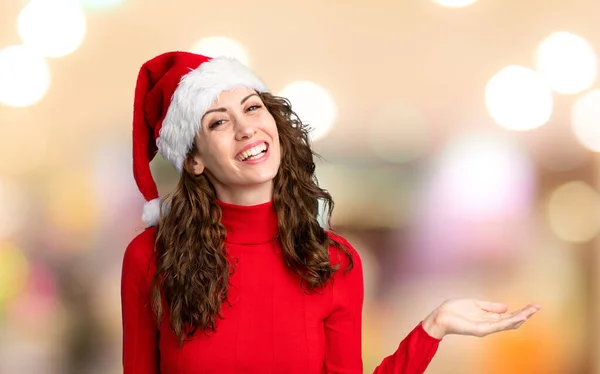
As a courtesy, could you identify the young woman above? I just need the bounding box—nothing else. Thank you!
[121,51,540,374]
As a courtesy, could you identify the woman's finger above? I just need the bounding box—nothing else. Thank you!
[479,316,528,336]
[509,304,540,318]
[475,300,508,314]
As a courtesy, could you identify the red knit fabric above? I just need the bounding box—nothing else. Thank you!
[121,200,440,373]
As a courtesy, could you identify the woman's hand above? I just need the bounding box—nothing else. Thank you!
[421,298,540,340]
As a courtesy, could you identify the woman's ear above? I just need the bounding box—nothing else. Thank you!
[184,153,205,176]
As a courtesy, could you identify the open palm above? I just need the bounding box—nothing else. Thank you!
[424,298,540,339]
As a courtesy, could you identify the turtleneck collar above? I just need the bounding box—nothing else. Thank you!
[217,199,279,245]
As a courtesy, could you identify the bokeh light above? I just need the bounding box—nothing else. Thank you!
[535,32,597,95]
[547,181,600,243]
[481,323,565,374]
[410,133,536,273]
[433,0,479,7]
[0,242,29,305]
[78,0,124,11]
[486,65,553,131]
[278,81,337,142]
[17,0,87,58]
[0,45,50,107]
[6,262,58,325]
[571,89,600,152]
[433,132,536,217]
[190,36,250,66]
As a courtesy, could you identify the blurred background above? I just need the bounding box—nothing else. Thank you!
[1,0,599,372]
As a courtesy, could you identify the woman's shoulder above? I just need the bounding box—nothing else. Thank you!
[122,226,158,273]
[325,230,362,269]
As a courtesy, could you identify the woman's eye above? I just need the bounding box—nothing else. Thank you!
[246,104,262,112]
[209,119,225,129]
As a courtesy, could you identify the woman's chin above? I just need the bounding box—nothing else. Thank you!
[241,166,279,184]
[242,175,277,186]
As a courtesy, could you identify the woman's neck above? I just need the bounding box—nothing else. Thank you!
[214,181,274,206]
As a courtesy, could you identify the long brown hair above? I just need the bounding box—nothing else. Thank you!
[152,92,353,345]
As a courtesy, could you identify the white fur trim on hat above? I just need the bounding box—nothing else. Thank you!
[142,198,172,227]
[156,57,269,173]
[142,198,162,227]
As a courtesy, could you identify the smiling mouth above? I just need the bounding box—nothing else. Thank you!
[236,142,269,162]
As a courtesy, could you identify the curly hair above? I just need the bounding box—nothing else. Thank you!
[151,92,353,346]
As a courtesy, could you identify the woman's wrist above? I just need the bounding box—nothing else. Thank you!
[422,309,446,340]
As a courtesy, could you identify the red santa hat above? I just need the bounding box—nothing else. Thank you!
[132,51,269,227]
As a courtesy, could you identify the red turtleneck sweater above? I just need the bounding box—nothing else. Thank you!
[121,200,440,373]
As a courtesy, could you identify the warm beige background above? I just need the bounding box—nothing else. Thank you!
[1,0,599,373]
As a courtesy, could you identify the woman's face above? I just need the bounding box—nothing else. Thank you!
[189,86,281,205]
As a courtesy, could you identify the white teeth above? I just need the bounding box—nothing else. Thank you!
[237,143,267,161]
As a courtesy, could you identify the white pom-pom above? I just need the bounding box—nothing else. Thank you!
[142,198,161,227]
